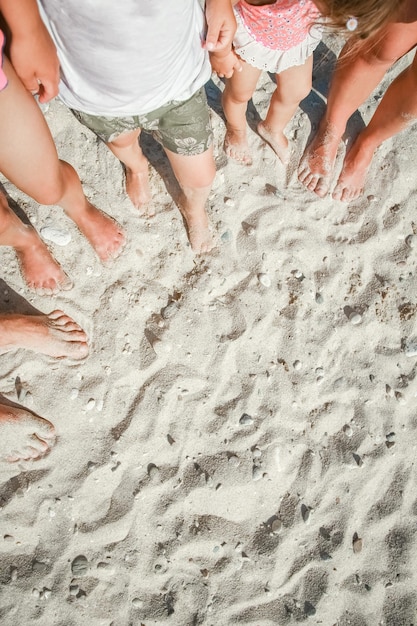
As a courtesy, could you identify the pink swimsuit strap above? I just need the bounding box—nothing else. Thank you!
[0,30,8,91]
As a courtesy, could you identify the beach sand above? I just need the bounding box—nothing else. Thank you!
[1,34,417,625]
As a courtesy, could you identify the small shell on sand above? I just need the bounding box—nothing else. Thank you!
[40,226,72,246]
[258,273,271,287]
[349,312,362,325]
[239,414,253,426]
[71,555,89,576]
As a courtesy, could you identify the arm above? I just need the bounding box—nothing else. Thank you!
[204,0,242,76]
[0,0,59,102]
[204,0,237,52]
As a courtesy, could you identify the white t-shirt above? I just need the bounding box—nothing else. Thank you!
[38,0,211,116]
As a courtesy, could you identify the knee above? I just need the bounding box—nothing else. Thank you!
[31,181,65,206]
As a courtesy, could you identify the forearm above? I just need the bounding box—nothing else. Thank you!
[0,0,45,36]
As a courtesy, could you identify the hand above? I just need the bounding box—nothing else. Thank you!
[204,0,237,53]
[9,24,60,103]
[210,49,242,78]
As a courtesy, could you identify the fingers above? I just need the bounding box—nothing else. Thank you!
[37,79,59,104]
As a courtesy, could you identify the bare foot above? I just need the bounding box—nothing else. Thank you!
[298,121,342,197]
[257,121,291,165]
[67,201,126,262]
[15,229,73,294]
[0,196,71,293]
[0,310,89,359]
[332,140,373,202]
[224,127,252,165]
[125,165,155,217]
[178,194,216,255]
[0,403,55,462]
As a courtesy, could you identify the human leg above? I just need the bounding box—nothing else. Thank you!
[0,189,72,293]
[165,146,216,254]
[0,402,55,463]
[0,58,124,263]
[0,310,89,359]
[298,21,417,196]
[333,50,417,201]
[222,60,262,165]
[258,55,313,165]
[106,129,153,215]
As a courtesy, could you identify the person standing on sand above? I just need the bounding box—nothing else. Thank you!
[37,0,241,255]
[0,0,96,462]
[220,0,323,167]
[0,1,125,294]
[298,0,417,202]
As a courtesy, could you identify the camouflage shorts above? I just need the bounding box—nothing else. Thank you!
[71,87,212,155]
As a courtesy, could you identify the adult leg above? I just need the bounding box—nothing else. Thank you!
[0,188,71,293]
[298,20,417,196]
[0,310,89,359]
[333,51,417,201]
[258,55,313,165]
[0,402,55,463]
[106,129,153,215]
[0,58,125,263]
[222,60,262,165]
[165,146,216,254]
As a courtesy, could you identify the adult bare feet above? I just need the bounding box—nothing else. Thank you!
[66,200,126,262]
[0,403,55,462]
[15,229,72,294]
[224,126,253,165]
[0,310,89,359]
[257,121,291,165]
[298,121,342,197]
[125,165,155,216]
[0,194,72,293]
[332,140,373,202]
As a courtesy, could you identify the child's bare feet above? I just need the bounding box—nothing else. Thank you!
[257,121,291,165]
[0,310,89,359]
[332,140,373,203]
[224,127,253,165]
[178,193,216,255]
[125,165,155,216]
[298,121,342,197]
[0,403,56,462]
[66,201,125,262]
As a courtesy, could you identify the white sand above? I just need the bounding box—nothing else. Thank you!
[1,35,417,625]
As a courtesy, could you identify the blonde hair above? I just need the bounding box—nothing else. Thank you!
[318,0,406,39]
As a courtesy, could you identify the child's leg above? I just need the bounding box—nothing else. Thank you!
[298,19,417,197]
[0,57,125,264]
[258,55,313,164]
[106,129,153,215]
[333,50,417,202]
[222,60,262,165]
[164,146,216,254]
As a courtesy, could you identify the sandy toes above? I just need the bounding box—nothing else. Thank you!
[125,165,155,217]
[298,121,341,197]
[70,201,126,262]
[332,141,373,202]
[257,121,291,165]
[0,310,89,359]
[0,403,56,462]
[224,127,253,166]
[16,231,73,294]
[178,195,216,255]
